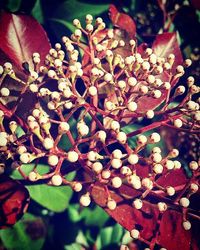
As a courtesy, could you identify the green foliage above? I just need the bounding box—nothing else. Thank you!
[0,213,45,250]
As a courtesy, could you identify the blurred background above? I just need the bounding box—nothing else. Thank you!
[0,1,199,249]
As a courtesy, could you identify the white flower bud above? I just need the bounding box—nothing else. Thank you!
[58,122,70,134]
[173,119,183,128]
[128,77,137,87]
[111,158,122,169]
[165,160,175,170]
[96,130,106,143]
[104,73,113,82]
[67,151,79,162]
[179,197,190,207]
[43,138,54,150]
[183,220,191,230]
[88,86,97,96]
[149,132,160,143]
[166,186,175,196]
[80,193,91,207]
[72,182,82,192]
[151,153,162,163]
[92,162,103,174]
[153,164,163,174]
[127,101,137,112]
[130,229,139,239]
[51,174,62,186]
[174,160,181,169]
[20,152,31,163]
[120,166,132,176]
[133,199,143,209]
[190,183,198,193]
[0,87,10,97]
[128,154,139,164]
[17,145,27,155]
[112,149,123,159]
[116,131,127,144]
[48,155,59,166]
[157,202,167,212]
[137,135,147,145]
[152,147,161,154]
[111,120,120,132]
[189,161,198,170]
[142,178,153,189]
[101,170,111,179]
[111,176,122,188]
[28,171,37,181]
[146,110,154,119]
[107,199,117,210]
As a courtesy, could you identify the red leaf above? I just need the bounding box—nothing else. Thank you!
[157,210,192,250]
[156,169,188,188]
[91,183,159,240]
[152,32,183,74]
[0,11,51,70]
[109,5,136,38]
[0,175,30,229]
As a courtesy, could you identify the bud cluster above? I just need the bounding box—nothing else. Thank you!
[0,14,199,248]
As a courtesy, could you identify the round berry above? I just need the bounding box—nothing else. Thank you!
[28,171,37,181]
[80,193,91,207]
[183,220,191,230]
[67,151,79,162]
[179,197,190,207]
[130,229,139,239]
[51,174,62,186]
[133,199,143,209]
[107,199,117,210]
[157,202,167,212]
[111,176,122,188]
[48,155,59,166]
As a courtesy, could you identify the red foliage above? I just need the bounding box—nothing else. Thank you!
[109,5,136,38]
[0,11,50,71]
[0,175,30,229]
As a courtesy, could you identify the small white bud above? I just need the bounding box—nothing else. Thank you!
[166,186,175,196]
[111,176,122,188]
[43,138,54,150]
[51,174,62,186]
[133,199,143,209]
[130,229,139,239]
[128,154,139,164]
[111,158,122,169]
[107,199,117,210]
[157,202,167,212]
[67,151,79,162]
[48,155,59,166]
[179,197,190,207]
[183,220,191,230]
[80,193,91,207]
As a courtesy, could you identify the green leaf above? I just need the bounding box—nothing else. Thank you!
[0,213,45,250]
[31,0,44,24]
[5,0,22,12]
[96,224,123,250]
[76,230,89,247]
[52,0,108,22]
[50,18,76,33]
[11,164,50,180]
[68,204,82,223]
[64,243,82,250]
[28,171,75,212]
[81,206,109,228]
[121,230,132,245]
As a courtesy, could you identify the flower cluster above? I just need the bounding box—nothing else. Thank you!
[0,13,199,249]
